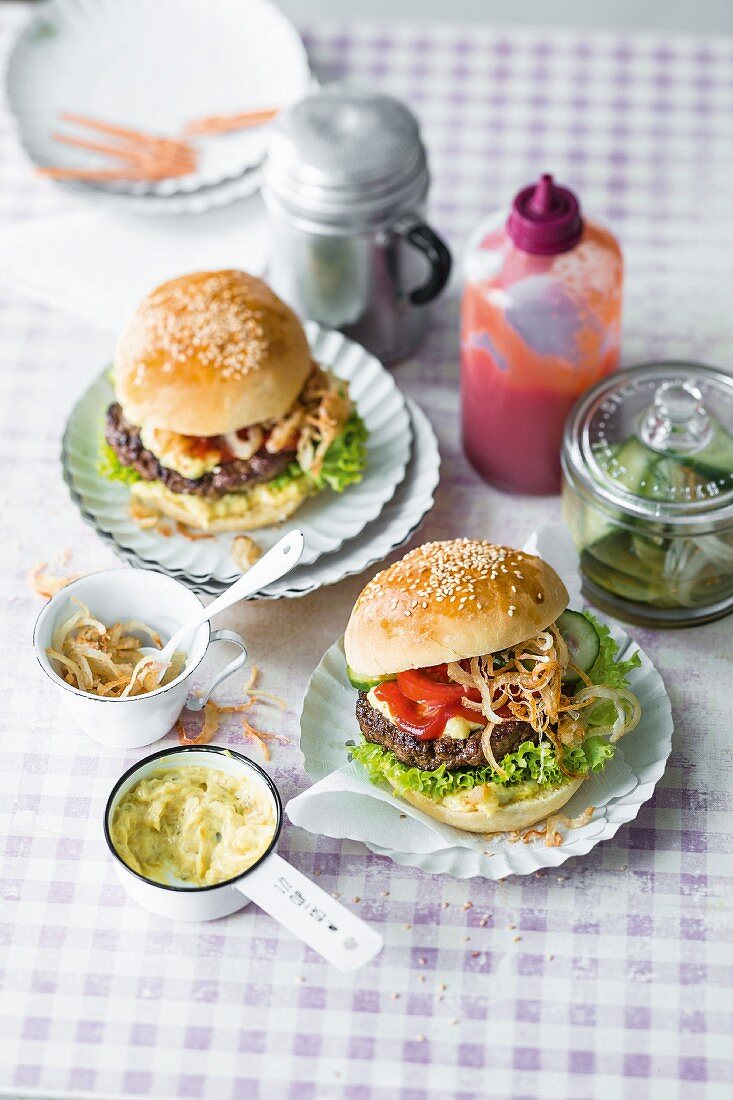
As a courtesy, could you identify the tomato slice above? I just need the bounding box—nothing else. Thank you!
[374,678,483,741]
[373,681,446,740]
[397,665,481,707]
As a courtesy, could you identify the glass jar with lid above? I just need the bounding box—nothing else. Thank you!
[561,362,733,626]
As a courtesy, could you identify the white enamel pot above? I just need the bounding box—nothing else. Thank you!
[33,569,247,748]
[104,745,383,971]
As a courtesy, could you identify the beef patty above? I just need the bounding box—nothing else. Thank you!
[104,403,295,499]
[355,692,540,771]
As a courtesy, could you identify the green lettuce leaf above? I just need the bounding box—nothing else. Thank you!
[98,443,141,485]
[309,411,367,493]
[584,610,641,688]
[582,610,641,728]
[269,460,305,490]
[351,737,614,803]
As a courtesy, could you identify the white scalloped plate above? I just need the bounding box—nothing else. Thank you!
[99,397,439,598]
[62,323,412,586]
[292,620,673,879]
[7,0,310,197]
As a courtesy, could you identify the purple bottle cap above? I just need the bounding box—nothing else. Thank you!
[506,173,583,255]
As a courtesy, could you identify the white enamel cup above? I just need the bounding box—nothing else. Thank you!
[104,745,383,971]
[33,569,247,749]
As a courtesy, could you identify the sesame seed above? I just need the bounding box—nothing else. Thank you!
[122,271,273,382]
[355,540,539,619]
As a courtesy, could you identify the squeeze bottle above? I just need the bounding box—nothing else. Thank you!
[460,174,623,495]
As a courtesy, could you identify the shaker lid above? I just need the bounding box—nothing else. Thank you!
[507,173,583,255]
[563,362,733,529]
[262,85,429,231]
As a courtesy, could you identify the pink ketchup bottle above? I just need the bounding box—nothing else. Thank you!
[460,173,623,495]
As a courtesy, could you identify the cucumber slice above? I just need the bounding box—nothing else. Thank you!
[556,609,601,684]
[611,437,654,494]
[346,666,395,692]
[689,421,733,479]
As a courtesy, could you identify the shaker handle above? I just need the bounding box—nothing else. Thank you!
[404,221,452,305]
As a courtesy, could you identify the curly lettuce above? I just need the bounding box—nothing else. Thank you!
[309,411,367,493]
[98,442,142,486]
[582,610,641,728]
[351,737,615,802]
[269,460,304,491]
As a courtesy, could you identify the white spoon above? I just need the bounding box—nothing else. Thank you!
[140,529,305,681]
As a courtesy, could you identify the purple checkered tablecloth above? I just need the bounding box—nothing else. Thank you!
[1,6,732,1099]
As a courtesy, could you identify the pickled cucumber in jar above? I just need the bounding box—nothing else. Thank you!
[562,366,733,626]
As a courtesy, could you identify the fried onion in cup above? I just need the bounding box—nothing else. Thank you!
[47,599,185,698]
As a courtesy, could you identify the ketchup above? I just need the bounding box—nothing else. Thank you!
[460,175,622,495]
[374,666,481,741]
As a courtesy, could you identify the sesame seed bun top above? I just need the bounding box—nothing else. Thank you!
[113,270,312,436]
[344,539,569,678]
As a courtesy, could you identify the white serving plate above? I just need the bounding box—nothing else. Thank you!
[7,0,310,196]
[62,323,412,587]
[98,397,439,598]
[86,166,263,217]
[292,620,673,879]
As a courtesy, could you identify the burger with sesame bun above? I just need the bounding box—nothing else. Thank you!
[101,270,367,531]
[344,539,642,834]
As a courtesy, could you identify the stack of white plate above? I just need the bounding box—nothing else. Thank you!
[62,324,441,599]
[6,0,312,215]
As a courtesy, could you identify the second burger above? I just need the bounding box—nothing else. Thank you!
[102,270,367,532]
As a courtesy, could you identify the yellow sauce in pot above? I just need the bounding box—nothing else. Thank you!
[110,766,277,887]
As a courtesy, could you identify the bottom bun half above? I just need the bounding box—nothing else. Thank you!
[131,475,311,533]
[394,777,585,834]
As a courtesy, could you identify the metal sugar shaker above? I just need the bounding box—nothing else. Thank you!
[261,84,452,365]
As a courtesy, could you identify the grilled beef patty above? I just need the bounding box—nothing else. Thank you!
[104,403,296,499]
[355,692,539,770]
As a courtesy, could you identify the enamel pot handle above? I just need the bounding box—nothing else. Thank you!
[236,851,383,971]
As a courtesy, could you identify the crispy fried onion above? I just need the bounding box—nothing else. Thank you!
[261,362,354,475]
[177,701,220,745]
[28,561,83,598]
[223,426,264,461]
[447,625,640,776]
[48,599,184,698]
[179,667,289,756]
[558,685,641,744]
[510,806,596,847]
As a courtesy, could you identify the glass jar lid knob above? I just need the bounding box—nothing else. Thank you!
[639,379,713,455]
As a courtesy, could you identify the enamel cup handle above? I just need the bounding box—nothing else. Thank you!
[185,630,248,713]
[237,852,383,971]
